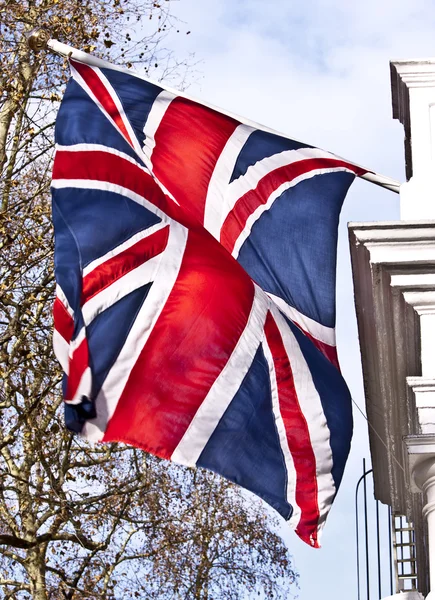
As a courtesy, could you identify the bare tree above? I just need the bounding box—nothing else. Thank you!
[0,1,298,598]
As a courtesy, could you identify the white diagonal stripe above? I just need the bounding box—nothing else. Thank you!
[70,66,178,204]
[231,166,355,259]
[71,63,144,160]
[96,68,145,158]
[55,284,74,319]
[141,90,179,203]
[67,367,92,404]
[69,326,86,356]
[82,254,163,326]
[53,330,70,375]
[83,221,167,278]
[204,124,255,239]
[266,293,336,347]
[56,143,150,174]
[262,336,302,529]
[65,327,91,403]
[81,220,188,441]
[70,64,138,154]
[51,179,171,223]
[269,304,336,540]
[171,283,269,466]
[223,147,339,224]
[142,90,176,164]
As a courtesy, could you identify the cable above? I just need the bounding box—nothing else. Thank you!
[352,397,406,475]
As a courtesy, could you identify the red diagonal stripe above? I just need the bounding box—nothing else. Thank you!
[53,149,162,206]
[53,149,193,228]
[264,311,320,548]
[152,97,239,223]
[71,60,134,148]
[102,228,255,457]
[81,225,169,305]
[53,297,74,344]
[221,158,365,253]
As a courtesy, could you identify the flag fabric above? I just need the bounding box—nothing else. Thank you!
[51,57,363,547]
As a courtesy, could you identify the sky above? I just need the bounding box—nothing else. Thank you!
[156,1,435,598]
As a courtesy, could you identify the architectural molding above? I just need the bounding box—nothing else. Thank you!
[391,59,435,218]
[382,593,424,600]
[349,55,435,600]
[349,220,435,596]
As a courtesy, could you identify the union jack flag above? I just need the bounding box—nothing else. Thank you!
[51,57,364,547]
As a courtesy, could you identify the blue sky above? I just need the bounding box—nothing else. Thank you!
[155,1,435,597]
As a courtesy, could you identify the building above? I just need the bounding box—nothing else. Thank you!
[349,58,435,600]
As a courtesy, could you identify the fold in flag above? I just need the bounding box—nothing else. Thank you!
[51,57,362,547]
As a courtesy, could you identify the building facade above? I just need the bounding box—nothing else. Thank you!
[349,58,435,600]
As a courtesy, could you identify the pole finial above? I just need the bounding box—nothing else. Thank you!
[26,28,51,53]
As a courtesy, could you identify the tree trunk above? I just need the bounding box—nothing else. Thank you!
[26,547,48,600]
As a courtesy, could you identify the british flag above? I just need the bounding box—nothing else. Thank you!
[51,57,364,547]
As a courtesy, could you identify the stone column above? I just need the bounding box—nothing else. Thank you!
[412,459,435,600]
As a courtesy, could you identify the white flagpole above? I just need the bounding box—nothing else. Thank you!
[35,34,401,195]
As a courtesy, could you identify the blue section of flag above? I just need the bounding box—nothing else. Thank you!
[87,284,153,398]
[64,397,97,434]
[230,129,311,183]
[101,68,162,147]
[287,316,353,489]
[237,171,354,327]
[52,188,161,268]
[52,196,83,315]
[198,345,291,519]
[56,79,140,162]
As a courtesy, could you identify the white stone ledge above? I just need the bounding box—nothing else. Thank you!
[382,593,423,600]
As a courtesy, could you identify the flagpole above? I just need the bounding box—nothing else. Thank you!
[28,30,401,195]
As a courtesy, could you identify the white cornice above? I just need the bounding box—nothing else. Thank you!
[390,58,435,216]
[391,59,435,88]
